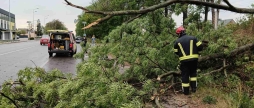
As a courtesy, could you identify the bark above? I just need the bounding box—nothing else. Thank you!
[204,8,208,22]
[204,0,209,22]
[64,0,254,29]
[182,4,188,26]
[211,0,215,29]
[165,6,168,17]
[157,71,180,81]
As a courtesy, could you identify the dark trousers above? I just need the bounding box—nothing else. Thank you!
[180,60,198,95]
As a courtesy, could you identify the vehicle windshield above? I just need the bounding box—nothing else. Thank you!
[42,35,50,39]
[76,37,82,40]
[50,33,70,40]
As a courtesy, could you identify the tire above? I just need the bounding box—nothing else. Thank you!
[70,52,74,57]
[40,43,42,45]
[49,53,53,57]
[74,49,77,54]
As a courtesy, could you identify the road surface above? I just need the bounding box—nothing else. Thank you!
[0,40,82,85]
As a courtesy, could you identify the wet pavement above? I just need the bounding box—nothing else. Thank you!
[0,40,82,85]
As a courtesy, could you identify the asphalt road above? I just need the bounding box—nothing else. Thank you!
[0,40,82,85]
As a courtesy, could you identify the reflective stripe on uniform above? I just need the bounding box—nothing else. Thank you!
[190,40,193,54]
[174,49,178,52]
[196,41,202,46]
[179,54,199,61]
[182,83,190,87]
[190,77,197,81]
[178,43,186,56]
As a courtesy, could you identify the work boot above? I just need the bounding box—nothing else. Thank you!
[191,88,196,93]
[190,81,197,93]
[183,87,190,95]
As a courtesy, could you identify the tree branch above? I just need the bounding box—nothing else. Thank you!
[83,15,113,29]
[201,65,229,76]
[145,55,168,73]
[199,43,254,62]
[65,0,254,29]
[125,14,145,23]
[64,0,103,14]
[0,92,19,108]
[157,71,180,81]
[223,0,235,9]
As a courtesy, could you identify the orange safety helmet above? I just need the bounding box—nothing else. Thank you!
[176,26,185,34]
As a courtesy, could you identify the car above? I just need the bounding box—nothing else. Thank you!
[16,36,19,39]
[75,36,82,43]
[40,35,50,45]
[47,30,77,57]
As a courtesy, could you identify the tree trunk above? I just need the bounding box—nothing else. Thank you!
[165,6,168,17]
[204,6,209,22]
[204,0,209,22]
[211,0,215,29]
[216,0,221,29]
[199,43,254,62]
[214,10,218,29]
[182,4,188,26]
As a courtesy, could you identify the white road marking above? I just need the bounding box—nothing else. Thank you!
[0,46,36,56]
[40,57,52,68]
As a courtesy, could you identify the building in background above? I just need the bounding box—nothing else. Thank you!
[218,19,236,26]
[0,7,16,40]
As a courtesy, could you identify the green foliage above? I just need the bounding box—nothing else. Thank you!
[96,11,177,81]
[17,29,27,35]
[202,95,217,104]
[0,65,142,107]
[1,1,254,108]
[45,19,67,33]
[36,23,43,36]
[230,87,254,108]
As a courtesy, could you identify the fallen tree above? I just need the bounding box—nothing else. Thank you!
[157,43,254,80]
[64,0,254,29]
[199,43,254,62]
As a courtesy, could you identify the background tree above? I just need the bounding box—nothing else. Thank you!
[36,23,43,36]
[16,29,27,36]
[45,19,68,33]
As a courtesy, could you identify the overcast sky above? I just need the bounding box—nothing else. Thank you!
[0,0,92,34]
[0,0,253,34]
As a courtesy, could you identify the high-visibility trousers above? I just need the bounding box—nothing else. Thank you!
[180,60,198,95]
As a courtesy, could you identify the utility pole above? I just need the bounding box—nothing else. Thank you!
[27,21,31,39]
[9,0,12,40]
[33,8,39,32]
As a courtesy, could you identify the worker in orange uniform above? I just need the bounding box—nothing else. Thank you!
[174,26,203,95]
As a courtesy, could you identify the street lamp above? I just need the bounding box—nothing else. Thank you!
[33,8,39,31]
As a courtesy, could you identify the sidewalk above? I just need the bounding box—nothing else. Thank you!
[0,38,34,45]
